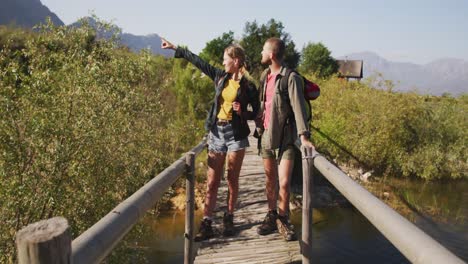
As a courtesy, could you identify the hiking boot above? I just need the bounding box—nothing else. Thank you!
[194,218,214,242]
[257,210,278,235]
[276,215,297,241]
[223,212,235,236]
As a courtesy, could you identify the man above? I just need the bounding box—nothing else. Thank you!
[255,37,314,241]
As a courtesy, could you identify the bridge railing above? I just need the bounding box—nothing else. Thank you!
[300,146,465,264]
[16,138,207,264]
[15,141,464,264]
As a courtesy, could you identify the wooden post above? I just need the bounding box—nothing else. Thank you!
[184,152,196,264]
[16,217,71,264]
[301,146,314,264]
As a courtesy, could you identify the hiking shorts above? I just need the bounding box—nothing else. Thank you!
[208,122,249,153]
[260,130,295,160]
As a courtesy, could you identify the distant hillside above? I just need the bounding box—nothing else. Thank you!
[0,0,64,27]
[340,52,468,96]
[0,0,172,57]
[120,32,174,57]
[71,17,174,57]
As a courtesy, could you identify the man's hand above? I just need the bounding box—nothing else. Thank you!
[300,135,315,150]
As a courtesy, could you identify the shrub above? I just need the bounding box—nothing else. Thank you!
[310,75,467,180]
[0,20,205,262]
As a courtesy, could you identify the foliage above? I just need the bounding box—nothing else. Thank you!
[199,31,234,67]
[169,58,215,123]
[199,19,311,80]
[0,19,204,262]
[2,14,465,264]
[240,19,300,78]
[299,42,339,78]
[310,74,467,180]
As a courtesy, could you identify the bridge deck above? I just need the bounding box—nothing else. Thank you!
[194,122,302,264]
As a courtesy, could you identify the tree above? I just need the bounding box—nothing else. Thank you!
[299,42,339,78]
[240,19,300,78]
[199,31,234,67]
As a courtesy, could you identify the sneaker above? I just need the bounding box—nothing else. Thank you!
[194,218,214,242]
[276,215,297,241]
[223,212,235,236]
[257,210,278,235]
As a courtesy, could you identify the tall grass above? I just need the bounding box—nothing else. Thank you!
[310,74,467,180]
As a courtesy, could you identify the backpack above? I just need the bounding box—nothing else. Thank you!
[279,69,320,125]
[282,70,320,101]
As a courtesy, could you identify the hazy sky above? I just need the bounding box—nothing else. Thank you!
[40,0,468,65]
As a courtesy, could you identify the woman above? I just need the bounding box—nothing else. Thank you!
[162,38,259,241]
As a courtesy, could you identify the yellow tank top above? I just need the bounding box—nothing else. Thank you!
[217,79,240,120]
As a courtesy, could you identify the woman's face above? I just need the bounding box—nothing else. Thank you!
[223,51,239,74]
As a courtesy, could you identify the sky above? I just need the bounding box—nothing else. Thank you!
[40,0,468,65]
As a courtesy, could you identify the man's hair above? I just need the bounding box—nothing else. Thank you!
[266,37,285,60]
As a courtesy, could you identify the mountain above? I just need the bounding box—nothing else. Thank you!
[71,17,174,57]
[0,0,64,27]
[1,0,173,58]
[340,52,468,96]
[120,32,174,57]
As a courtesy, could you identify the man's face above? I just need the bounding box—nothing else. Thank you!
[261,43,272,65]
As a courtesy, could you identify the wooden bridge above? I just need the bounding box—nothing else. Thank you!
[193,127,301,263]
[15,122,464,264]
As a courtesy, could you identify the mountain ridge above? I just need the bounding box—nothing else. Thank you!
[1,0,466,96]
[69,17,174,57]
[339,51,467,96]
[0,0,64,27]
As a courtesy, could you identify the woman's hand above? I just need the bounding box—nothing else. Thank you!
[161,38,176,50]
[232,101,241,114]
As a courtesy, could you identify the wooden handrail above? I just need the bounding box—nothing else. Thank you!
[16,138,207,264]
[16,138,464,264]
[311,150,464,264]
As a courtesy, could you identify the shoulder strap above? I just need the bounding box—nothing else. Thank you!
[277,68,294,162]
[279,68,295,115]
[280,68,294,94]
[259,69,270,102]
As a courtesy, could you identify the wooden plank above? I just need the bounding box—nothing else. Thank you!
[194,121,301,264]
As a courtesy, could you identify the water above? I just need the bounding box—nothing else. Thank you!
[382,178,468,261]
[141,179,467,263]
[142,210,204,263]
[290,208,409,263]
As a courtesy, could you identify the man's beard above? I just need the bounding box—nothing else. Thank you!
[261,57,272,65]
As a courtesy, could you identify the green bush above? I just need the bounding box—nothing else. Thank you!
[310,75,467,180]
[0,20,205,262]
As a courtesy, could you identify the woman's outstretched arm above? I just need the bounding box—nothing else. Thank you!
[161,38,223,81]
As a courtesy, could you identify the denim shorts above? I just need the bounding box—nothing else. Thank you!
[208,123,249,153]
